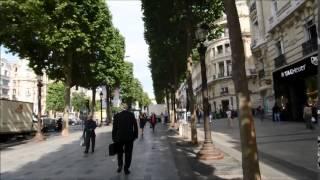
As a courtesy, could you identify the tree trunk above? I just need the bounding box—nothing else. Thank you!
[106,86,112,124]
[224,0,261,179]
[198,43,211,143]
[91,87,96,117]
[185,1,198,144]
[187,56,198,144]
[165,89,171,122]
[62,53,72,136]
[317,1,320,139]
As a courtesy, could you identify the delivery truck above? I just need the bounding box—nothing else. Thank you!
[0,99,36,140]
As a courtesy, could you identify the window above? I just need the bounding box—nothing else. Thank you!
[15,67,18,72]
[275,40,283,55]
[13,89,16,95]
[221,87,229,94]
[2,89,9,96]
[4,70,8,76]
[306,20,317,40]
[226,60,232,76]
[217,45,223,54]
[225,44,230,53]
[2,80,9,86]
[218,62,224,77]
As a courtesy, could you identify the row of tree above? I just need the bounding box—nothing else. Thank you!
[0,0,150,136]
[142,0,261,179]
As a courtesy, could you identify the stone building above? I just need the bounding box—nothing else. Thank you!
[204,0,260,114]
[249,0,318,121]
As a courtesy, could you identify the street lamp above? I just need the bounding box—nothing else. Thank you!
[35,75,44,141]
[100,91,103,127]
[195,23,223,160]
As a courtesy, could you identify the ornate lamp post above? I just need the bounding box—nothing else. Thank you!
[35,75,44,141]
[195,23,223,160]
[99,91,103,127]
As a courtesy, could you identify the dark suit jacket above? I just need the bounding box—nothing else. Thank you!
[112,110,138,142]
[83,119,97,137]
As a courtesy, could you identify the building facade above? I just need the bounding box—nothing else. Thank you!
[0,58,11,99]
[205,0,260,113]
[249,0,318,121]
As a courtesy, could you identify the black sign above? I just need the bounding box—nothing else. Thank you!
[273,55,318,80]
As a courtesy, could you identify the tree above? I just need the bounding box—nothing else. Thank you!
[0,0,117,136]
[71,92,88,112]
[46,82,65,114]
[223,0,261,179]
[141,0,223,144]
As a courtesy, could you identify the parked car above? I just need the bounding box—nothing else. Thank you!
[42,118,57,132]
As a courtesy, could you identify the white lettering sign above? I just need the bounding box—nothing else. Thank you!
[311,56,318,66]
[281,64,306,78]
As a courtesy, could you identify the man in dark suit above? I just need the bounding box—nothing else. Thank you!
[112,104,138,175]
[83,115,97,154]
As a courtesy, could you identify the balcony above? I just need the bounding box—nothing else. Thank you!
[274,54,286,68]
[302,38,317,56]
[258,70,265,79]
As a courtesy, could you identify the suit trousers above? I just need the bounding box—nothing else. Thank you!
[85,131,95,152]
[117,141,134,169]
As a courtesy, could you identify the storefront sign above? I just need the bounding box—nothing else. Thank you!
[274,54,318,80]
[281,64,306,77]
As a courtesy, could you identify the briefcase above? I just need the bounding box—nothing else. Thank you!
[109,143,118,156]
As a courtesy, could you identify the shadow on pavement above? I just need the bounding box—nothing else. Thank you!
[167,130,241,180]
[212,118,318,180]
[1,130,114,180]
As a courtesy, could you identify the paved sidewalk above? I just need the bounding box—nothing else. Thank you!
[1,125,180,180]
[183,118,319,180]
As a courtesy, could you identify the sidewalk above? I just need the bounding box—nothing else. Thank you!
[182,118,318,180]
[1,125,180,180]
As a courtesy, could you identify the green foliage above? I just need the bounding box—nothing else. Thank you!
[46,82,65,112]
[141,0,224,102]
[71,92,88,112]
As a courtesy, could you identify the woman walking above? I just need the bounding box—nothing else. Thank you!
[303,102,314,130]
[139,113,147,136]
[150,113,157,133]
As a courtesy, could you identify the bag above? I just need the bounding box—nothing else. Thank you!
[80,137,85,147]
[109,143,118,156]
[311,117,316,122]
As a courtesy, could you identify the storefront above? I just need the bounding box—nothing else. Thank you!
[273,55,318,121]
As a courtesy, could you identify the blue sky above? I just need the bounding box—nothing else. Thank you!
[1,0,154,99]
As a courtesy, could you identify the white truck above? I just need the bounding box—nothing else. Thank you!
[0,99,36,140]
[148,104,166,117]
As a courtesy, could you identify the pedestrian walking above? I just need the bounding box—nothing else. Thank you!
[160,112,165,124]
[196,108,201,123]
[257,106,265,122]
[150,113,157,132]
[303,102,314,130]
[226,108,233,128]
[112,104,138,175]
[139,113,147,136]
[83,115,97,154]
[272,103,281,122]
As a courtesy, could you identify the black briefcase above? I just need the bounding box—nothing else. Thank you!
[109,143,118,156]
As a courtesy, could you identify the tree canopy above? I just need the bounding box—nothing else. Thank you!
[46,82,65,112]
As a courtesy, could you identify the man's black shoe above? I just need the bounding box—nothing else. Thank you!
[117,167,122,173]
[124,169,130,175]
[84,151,88,154]
[91,150,94,153]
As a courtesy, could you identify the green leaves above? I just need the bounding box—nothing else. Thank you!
[71,92,88,112]
[46,82,65,112]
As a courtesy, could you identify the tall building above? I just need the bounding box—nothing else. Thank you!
[1,59,49,114]
[204,0,259,113]
[0,58,11,99]
[249,0,318,121]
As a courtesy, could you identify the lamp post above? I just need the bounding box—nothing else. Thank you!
[35,75,44,141]
[195,23,223,160]
[100,91,103,127]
